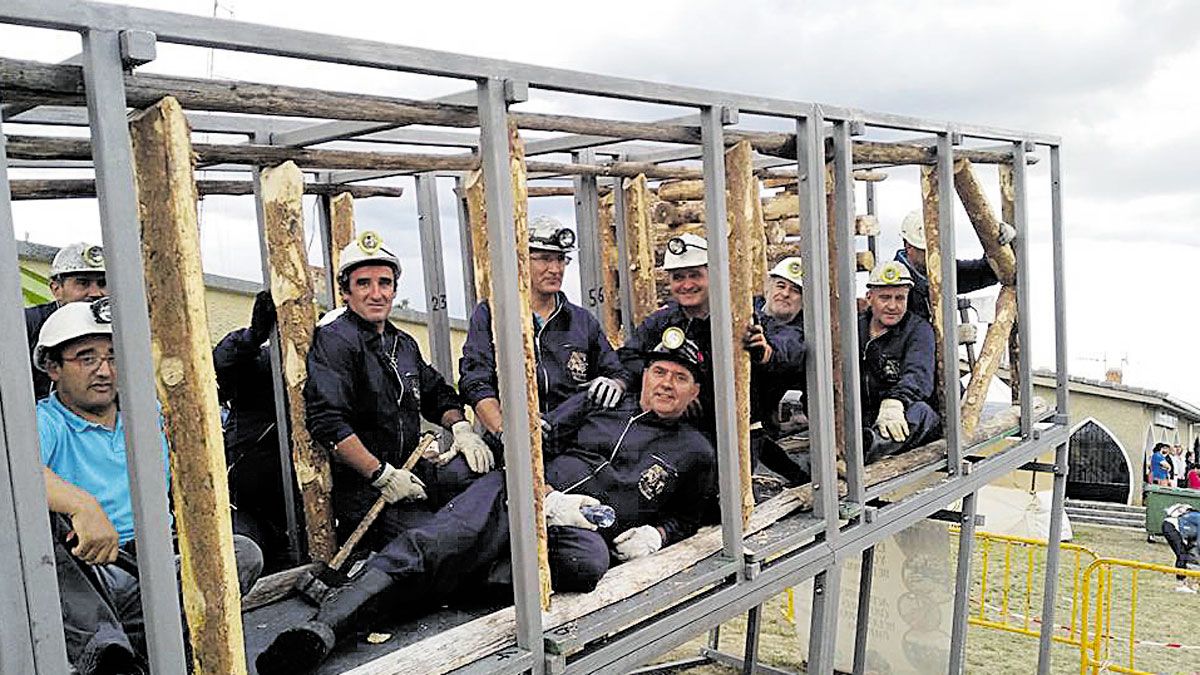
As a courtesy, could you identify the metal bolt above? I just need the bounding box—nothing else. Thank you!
[812,483,821,491]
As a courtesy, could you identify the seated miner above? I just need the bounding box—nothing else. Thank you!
[749,257,810,486]
[213,289,293,570]
[35,298,262,675]
[459,216,627,450]
[893,210,1014,321]
[858,261,941,462]
[305,231,492,547]
[256,330,715,675]
[1161,503,1200,593]
[25,241,109,400]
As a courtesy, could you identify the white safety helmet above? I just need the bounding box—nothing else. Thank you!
[899,211,926,250]
[1166,503,1193,519]
[768,257,803,289]
[528,216,576,253]
[34,298,114,371]
[337,231,401,285]
[50,242,106,278]
[662,233,708,271]
[866,260,914,288]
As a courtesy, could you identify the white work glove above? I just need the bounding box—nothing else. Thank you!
[586,376,626,408]
[997,221,1017,247]
[613,525,663,562]
[875,398,909,442]
[544,491,600,530]
[956,323,978,344]
[371,463,427,504]
[439,421,495,474]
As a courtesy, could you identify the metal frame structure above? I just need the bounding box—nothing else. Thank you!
[0,3,1071,673]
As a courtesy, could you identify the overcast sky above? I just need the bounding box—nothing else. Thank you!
[2,0,1198,403]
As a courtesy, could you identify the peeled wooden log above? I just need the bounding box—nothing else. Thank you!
[853,170,888,182]
[327,193,355,308]
[999,164,1020,404]
[527,186,575,197]
[921,165,947,417]
[856,250,875,273]
[463,169,492,305]
[597,192,624,346]
[131,96,248,675]
[6,178,404,200]
[656,179,705,203]
[962,286,1018,436]
[765,221,790,245]
[762,193,799,222]
[823,165,846,459]
[953,159,1017,286]
[623,175,660,326]
[855,214,880,237]
[651,200,705,226]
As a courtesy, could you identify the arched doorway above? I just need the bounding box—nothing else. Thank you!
[1067,419,1132,504]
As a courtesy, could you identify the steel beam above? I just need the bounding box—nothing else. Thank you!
[454,174,478,310]
[610,162,635,337]
[571,149,607,322]
[806,566,843,674]
[415,173,453,377]
[741,605,763,675]
[831,120,865,506]
[1036,442,1068,674]
[947,490,978,674]
[1012,142,1033,436]
[851,547,875,675]
[476,77,543,667]
[1049,146,1068,417]
[81,29,187,673]
[936,132,962,473]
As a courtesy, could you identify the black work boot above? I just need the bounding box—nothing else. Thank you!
[256,566,394,675]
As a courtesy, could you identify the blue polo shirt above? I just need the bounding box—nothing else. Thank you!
[37,394,171,544]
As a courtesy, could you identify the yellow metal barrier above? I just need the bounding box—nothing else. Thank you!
[1077,558,1200,675]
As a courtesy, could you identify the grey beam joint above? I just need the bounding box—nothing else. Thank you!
[936,132,962,473]
[572,149,607,321]
[947,491,979,674]
[832,120,865,507]
[476,77,544,667]
[415,173,454,378]
[699,105,744,562]
[81,29,188,673]
[118,30,156,68]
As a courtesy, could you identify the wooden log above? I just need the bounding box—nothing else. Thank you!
[504,120,554,609]
[463,169,492,305]
[725,140,764,525]
[260,161,334,561]
[527,186,575,197]
[5,178,404,200]
[921,165,947,419]
[623,174,660,326]
[651,200,705,226]
[762,193,800,222]
[766,241,801,262]
[953,159,1017,286]
[999,164,1020,405]
[328,193,355,308]
[129,96,247,675]
[656,180,705,202]
[597,192,624,346]
[342,399,1043,675]
[961,286,1018,437]
[853,170,888,182]
[855,214,880,237]
[856,250,875,273]
[824,165,845,459]
[765,221,789,245]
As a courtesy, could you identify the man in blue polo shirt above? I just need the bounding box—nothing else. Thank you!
[36,298,262,675]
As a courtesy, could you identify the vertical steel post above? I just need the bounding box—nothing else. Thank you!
[808,565,844,674]
[741,604,762,675]
[852,547,876,675]
[948,491,979,674]
[0,92,68,675]
[936,133,962,469]
[831,120,865,507]
[1037,144,1069,675]
[253,134,302,564]
[455,174,478,311]
[80,29,187,673]
[865,181,878,260]
[572,149,606,320]
[699,105,744,561]
[415,173,453,378]
[1011,142,1033,435]
[476,77,543,666]
[611,166,635,336]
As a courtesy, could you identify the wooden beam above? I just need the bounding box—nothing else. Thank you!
[953,159,1016,286]
[921,165,947,420]
[504,120,554,609]
[597,192,624,346]
[328,193,355,308]
[961,286,1018,436]
[260,161,335,561]
[623,174,659,327]
[129,96,247,675]
[725,140,764,525]
[463,169,492,305]
[5,178,404,200]
[527,186,574,197]
[656,180,705,203]
[824,165,845,459]
[855,214,880,237]
[856,250,875,273]
[999,164,1021,405]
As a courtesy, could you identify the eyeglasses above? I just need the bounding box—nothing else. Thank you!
[530,253,572,266]
[61,353,117,370]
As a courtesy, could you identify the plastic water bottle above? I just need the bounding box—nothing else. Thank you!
[581,504,616,528]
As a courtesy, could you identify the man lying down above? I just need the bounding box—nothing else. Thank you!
[257,328,717,673]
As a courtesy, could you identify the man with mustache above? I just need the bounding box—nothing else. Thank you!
[459,216,627,449]
[858,261,941,462]
[305,232,492,548]
[257,331,715,674]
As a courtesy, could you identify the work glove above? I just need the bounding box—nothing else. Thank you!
[586,376,626,408]
[956,323,978,345]
[248,290,277,344]
[544,491,600,530]
[875,398,909,442]
[997,221,1017,247]
[371,463,427,504]
[613,525,663,561]
[742,324,774,364]
[437,420,495,473]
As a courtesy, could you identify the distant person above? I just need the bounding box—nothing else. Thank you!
[892,211,1014,321]
[1176,446,1189,488]
[1161,503,1200,593]
[25,242,108,400]
[1150,443,1171,487]
[1187,464,1200,490]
